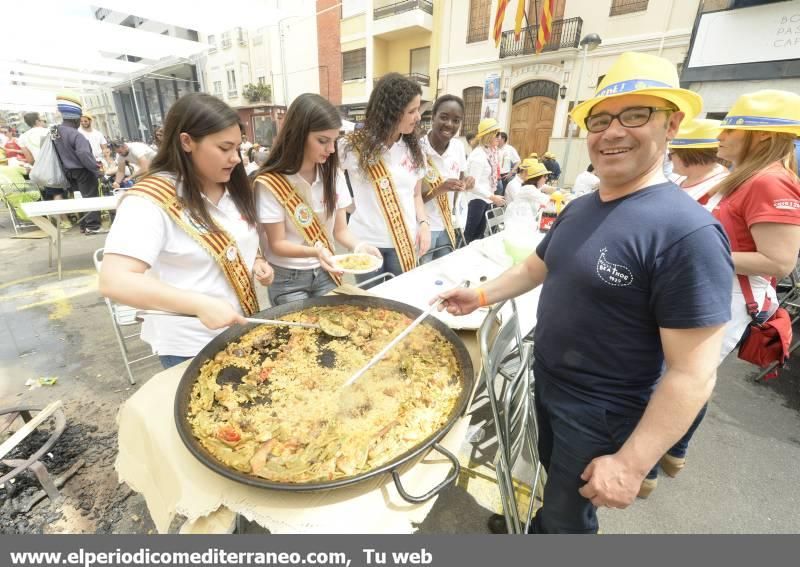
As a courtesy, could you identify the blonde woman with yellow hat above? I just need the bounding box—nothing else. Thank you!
[712,90,800,356]
[462,118,506,242]
[659,90,800,493]
[437,51,734,534]
[667,118,728,206]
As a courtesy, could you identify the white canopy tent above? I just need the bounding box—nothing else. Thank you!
[0,0,306,113]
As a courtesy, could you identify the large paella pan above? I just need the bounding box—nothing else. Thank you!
[174,295,474,502]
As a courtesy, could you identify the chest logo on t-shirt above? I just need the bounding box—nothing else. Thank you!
[596,248,634,287]
[774,198,800,210]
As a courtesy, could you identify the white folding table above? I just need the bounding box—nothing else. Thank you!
[21,196,120,280]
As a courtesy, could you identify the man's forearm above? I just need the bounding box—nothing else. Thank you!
[616,368,716,476]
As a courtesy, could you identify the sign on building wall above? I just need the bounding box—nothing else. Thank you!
[688,0,800,68]
[482,73,500,120]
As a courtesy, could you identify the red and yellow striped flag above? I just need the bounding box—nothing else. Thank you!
[514,0,526,40]
[493,0,510,47]
[535,0,555,54]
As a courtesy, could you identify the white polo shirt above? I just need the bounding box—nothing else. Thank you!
[499,143,520,174]
[256,169,352,270]
[79,128,107,161]
[420,135,466,233]
[18,126,49,161]
[117,142,156,170]
[103,174,259,357]
[339,138,425,249]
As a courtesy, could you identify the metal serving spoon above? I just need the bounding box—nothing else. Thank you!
[135,310,351,338]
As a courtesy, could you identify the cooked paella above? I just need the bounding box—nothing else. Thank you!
[187,305,463,484]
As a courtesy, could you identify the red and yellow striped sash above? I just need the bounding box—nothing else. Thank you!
[363,159,417,273]
[123,176,259,316]
[255,172,342,286]
[422,157,456,249]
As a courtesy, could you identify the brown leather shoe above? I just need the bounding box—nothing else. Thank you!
[659,454,686,478]
[638,477,657,498]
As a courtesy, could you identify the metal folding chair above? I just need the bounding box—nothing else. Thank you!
[93,248,157,385]
[0,182,42,235]
[484,205,505,237]
[418,244,454,265]
[477,299,542,534]
[354,271,396,289]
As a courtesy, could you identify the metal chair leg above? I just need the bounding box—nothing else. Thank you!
[108,301,137,385]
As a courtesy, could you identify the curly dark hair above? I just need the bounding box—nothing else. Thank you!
[344,73,425,173]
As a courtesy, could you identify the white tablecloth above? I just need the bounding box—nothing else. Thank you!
[372,232,545,336]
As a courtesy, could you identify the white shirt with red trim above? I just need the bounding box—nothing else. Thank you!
[674,164,729,208]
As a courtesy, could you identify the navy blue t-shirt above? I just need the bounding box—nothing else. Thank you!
[533,182,733,415]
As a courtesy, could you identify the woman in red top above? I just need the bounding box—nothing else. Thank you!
[649,90,800,493]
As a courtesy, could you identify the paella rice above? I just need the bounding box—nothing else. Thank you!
[187,305,463,484]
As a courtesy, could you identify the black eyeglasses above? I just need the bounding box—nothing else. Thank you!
[585,106,675,133]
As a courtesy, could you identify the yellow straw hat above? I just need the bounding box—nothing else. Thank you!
[668,118,722,149]
[570,52,703,130]
[720,90,800,136]
[528,152,539,159]
[476,118,500,139]
[82,111,94,120]
[520,158,550,181]
[543,151,555,159]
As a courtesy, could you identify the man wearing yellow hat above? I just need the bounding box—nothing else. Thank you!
[79,111,108,162]
[437,52,734,533]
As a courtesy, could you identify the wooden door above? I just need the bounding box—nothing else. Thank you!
[509,96,555,160]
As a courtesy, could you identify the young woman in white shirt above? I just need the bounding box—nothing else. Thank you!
[253,93,380,305]
[463,118,506,243]
[99,93,274,369]
[420,94,474,261]
[339,73,431,284]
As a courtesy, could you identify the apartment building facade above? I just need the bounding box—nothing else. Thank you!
[199,1,320,145]
[438,0,700,184]
[331,0,439,123]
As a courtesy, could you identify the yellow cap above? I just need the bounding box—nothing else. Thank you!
[476,118,500,139]
[570,52,703,130]
[520,158,550,181]
[720,90,800,136]
[668,118,722,149]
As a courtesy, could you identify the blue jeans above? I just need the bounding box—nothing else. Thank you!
[355,247,404,288]
[268,265,337,306]
[159,355,191,369]
[532,367,643,533]
[464,199,489,243]
[420,231,453,264]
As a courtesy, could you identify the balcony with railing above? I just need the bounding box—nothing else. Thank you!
[499,17,583,59]
[373,0,433,39]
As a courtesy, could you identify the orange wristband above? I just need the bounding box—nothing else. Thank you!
[476,287,488,307]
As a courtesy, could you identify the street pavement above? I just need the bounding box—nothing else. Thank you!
[1,217,798,533]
